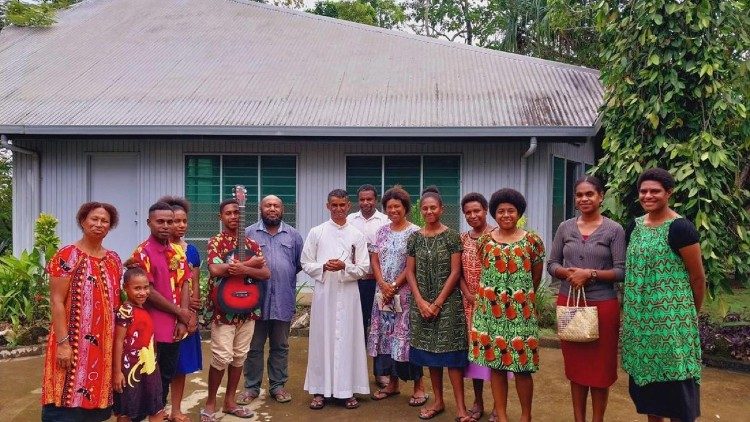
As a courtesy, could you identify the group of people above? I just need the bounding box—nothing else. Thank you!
[39,166,706,422]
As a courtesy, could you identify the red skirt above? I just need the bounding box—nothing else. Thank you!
[556,295,620,388]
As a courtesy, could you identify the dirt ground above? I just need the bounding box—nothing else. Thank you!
[1,336,748,421]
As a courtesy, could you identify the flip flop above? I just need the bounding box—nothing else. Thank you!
[199,409,218,422]
[167,413,191,422]
[371,389,400,400]
[419,407,445,420]
[309,395,325,410]
[469,403,484,420]
[223,406,254,419]
[409,393,429,407]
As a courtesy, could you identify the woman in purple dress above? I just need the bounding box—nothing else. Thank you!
[367,186,427,406]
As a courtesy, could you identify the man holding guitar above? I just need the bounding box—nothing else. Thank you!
[201,191,271,422]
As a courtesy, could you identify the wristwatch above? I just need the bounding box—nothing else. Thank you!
[590,270,598,281]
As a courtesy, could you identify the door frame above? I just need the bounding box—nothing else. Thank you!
[86,151,142,239]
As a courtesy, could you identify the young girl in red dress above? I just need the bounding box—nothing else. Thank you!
[112,267,164,422]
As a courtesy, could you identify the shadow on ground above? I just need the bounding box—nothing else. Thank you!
[1,336,749,421]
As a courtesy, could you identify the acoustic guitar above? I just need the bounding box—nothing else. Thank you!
[215,185,262,316]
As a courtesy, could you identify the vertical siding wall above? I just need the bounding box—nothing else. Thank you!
[12,137,594,258]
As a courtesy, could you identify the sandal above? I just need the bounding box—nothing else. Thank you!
[309,395,325,410]
[489,409,498,422]
[371,388,400,400]
[409,393,429,407]
[236,389,259,405]
[344,397,359,409]
[271,388,292,403]
[419,407,445,420]
[223,406,254,419]
[199,409,218,422]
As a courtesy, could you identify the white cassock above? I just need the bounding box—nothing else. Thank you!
[302,219,371,398]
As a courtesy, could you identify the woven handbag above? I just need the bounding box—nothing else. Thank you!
[556,286,599,342]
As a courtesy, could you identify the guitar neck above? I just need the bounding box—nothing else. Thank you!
[237,204,246,262]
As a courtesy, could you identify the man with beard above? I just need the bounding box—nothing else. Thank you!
[238,195,304,405]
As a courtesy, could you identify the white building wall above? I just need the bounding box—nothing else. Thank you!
[12,137,595,259]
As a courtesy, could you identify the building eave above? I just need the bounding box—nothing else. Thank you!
[0,125,597,140]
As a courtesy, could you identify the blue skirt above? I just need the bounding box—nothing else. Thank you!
[176,332,203,375]
[409,347,468,369]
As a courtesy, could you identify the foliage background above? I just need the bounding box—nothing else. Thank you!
[592,0,750,294]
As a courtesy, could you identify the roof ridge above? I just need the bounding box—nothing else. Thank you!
[227,0,600,76]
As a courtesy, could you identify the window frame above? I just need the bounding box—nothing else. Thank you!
[550,154,593,236]
[182,153,299,244]
[344,153,463,228]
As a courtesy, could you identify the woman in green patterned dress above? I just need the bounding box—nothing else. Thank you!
[469,188,545,422]
[621,168,705,422]
[406,187,469,421]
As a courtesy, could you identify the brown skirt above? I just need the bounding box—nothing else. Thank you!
[557,295,620,388]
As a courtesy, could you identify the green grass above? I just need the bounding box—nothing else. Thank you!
[703,288,750,321]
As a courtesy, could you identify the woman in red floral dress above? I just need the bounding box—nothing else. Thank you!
[41,202,123,422]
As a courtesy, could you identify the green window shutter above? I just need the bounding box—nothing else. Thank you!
[185,156,221,242]
[261,156,297,227]
[384,156,420,197]
[346,156,382,203]
[552,156,566,236]
[222,156,259,203]
[423,156,461,230]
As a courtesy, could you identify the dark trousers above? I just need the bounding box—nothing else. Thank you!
[156,341,181,407]
[358,279,376,336]
[243,319,291,394]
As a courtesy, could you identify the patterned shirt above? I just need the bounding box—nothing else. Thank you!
[205,230,264,324]
[129,236,190,343]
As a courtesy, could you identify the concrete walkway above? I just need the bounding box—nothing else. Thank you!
[1,336,749,421]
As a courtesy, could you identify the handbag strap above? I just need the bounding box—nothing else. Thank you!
[566,286,574,307]
[575,287,588,307]
[567,285,589,307]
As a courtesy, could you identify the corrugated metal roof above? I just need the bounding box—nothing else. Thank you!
[0,0,604,136]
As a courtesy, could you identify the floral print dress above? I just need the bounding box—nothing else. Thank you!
[470,231,545,373]
[367,223,420,361]
[42,245,122,409]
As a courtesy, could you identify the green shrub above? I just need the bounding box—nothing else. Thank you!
[0,213,60,328]
[34,213,60,263]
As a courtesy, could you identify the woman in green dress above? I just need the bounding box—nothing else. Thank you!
[406,187,469,421]
[621,168,706,422]
[469,188,545,422]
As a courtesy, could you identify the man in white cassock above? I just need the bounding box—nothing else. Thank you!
[302,189,371,410]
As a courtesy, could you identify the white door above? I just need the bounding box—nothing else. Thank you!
[88,153,140,259]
